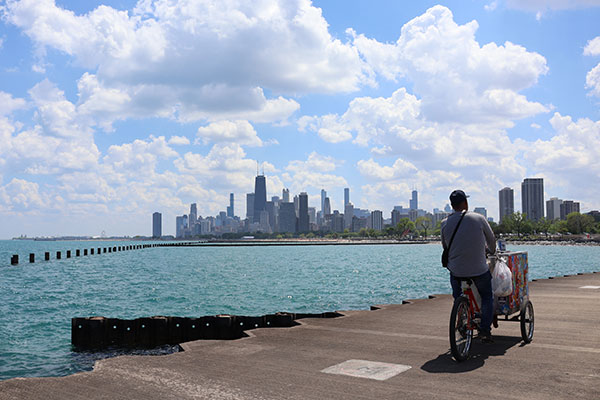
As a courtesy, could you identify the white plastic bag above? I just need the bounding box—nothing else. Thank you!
[492,259,513,297]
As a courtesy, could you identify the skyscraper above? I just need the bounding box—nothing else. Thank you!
[499,187,514,223]
[152,212,162,238]
[521,178,544,221]
[246,193,255,220]
[227,193,234,218]
[344,188,350,208]
[560,200,580,220]
[189,203,197,228]
[344,202,354,230]
[370,210,383,231]
[298,192,309,232]
[282,188,290,203]
[410,190,418,210]
[323,197,331,215]
[321,189,326,213]
[546,197,562,220]
[278,202,297,233]
[253,175,267,223]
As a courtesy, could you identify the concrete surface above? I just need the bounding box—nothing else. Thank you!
[1,272,599,399]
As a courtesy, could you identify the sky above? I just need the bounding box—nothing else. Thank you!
[0,0,599,238]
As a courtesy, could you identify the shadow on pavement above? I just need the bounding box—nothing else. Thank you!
[420,335,522,373]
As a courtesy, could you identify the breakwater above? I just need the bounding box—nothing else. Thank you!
[72,312,341,349]
[8,242,197,265]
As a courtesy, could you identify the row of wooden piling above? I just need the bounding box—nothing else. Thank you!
[72,312,342,350]
[9,242,197,265]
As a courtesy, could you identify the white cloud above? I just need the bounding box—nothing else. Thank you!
[195,120,262,147]
[168,136,190,146]
[357,158,418,181]
[351,6,549,125]
[103,135,178,174]
[518,112,600,210]
[584,37,600,97]
[485,2,498,11]
[584,36,600,56]
[3,0,368,126]
[283,152,347,195]
[0,91,26,116]
[0,178,45,212]
[286,152,342,173]
[586,64,600,97]
[531,123,542,129]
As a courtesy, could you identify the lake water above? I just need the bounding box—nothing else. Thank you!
[1,240,599,381]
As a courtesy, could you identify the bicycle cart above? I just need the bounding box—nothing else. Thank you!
[449,251,534,362]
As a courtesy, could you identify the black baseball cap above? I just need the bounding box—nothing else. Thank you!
[449,190,469,206]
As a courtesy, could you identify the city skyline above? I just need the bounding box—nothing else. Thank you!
[1,1,600,238]
[162,173,590,238]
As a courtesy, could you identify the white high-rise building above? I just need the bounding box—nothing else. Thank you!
[546,197,562,220]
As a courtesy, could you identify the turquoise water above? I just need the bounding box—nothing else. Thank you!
[1,240,599,381]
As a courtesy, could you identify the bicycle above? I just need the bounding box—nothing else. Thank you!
[449,254,534,362]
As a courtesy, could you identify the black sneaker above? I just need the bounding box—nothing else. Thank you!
[480,333,494,344]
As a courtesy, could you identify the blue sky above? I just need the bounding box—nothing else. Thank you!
[1,0,599,238]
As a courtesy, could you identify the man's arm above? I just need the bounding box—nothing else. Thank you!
[440,220,447,250]
[482,217,496,254]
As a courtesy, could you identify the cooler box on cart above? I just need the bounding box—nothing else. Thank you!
[495,251,529,316]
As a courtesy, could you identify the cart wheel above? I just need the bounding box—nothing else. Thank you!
[450,296,473,362]
[520,300,534,343]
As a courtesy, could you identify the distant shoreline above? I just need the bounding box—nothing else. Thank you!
[8,236,599,246]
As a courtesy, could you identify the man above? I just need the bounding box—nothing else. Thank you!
[441,190,496,342]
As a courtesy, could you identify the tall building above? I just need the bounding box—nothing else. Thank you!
[282,188,290,203]
[152,212,162,238]
[391,209,401,227]
[370,210,383,231]
[278,202,297,233]
[474,207,487,219]
[344,202,354,230]
[321,189,326,214]
[498,187,514,223]
[308,207,316,225]
[323,197,331,215]
[175,214,188,238]
[410,190,418,210]
[189,203,197,230]
[546,197,562,220]
[253,175,267,223]
[560,200,580,220]
[298,192,310,232]
[294,195,299,217]
[227,193,234,217]
[344,188,350,208]
[246,193,255,221]
[521,178,544,221]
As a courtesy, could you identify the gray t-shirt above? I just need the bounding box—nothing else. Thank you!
[441,211,496,277]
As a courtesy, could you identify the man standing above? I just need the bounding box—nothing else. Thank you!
[441,190,496,342]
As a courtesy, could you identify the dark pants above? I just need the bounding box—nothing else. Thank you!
[450,271,494,335]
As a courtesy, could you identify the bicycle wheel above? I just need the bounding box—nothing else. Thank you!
[520,300,534,343]
[450,296,473,362]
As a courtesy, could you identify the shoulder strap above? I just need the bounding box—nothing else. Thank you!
[446,211,466,251]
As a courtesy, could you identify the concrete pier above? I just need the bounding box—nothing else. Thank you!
[1,272,599,399]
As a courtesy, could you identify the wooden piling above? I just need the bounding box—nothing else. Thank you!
[29,253,35,263]
[11,255,19,265]
[45,252,50,261]
[67,250,71,258]
[76,249,80,257]
[56,251,61,260]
